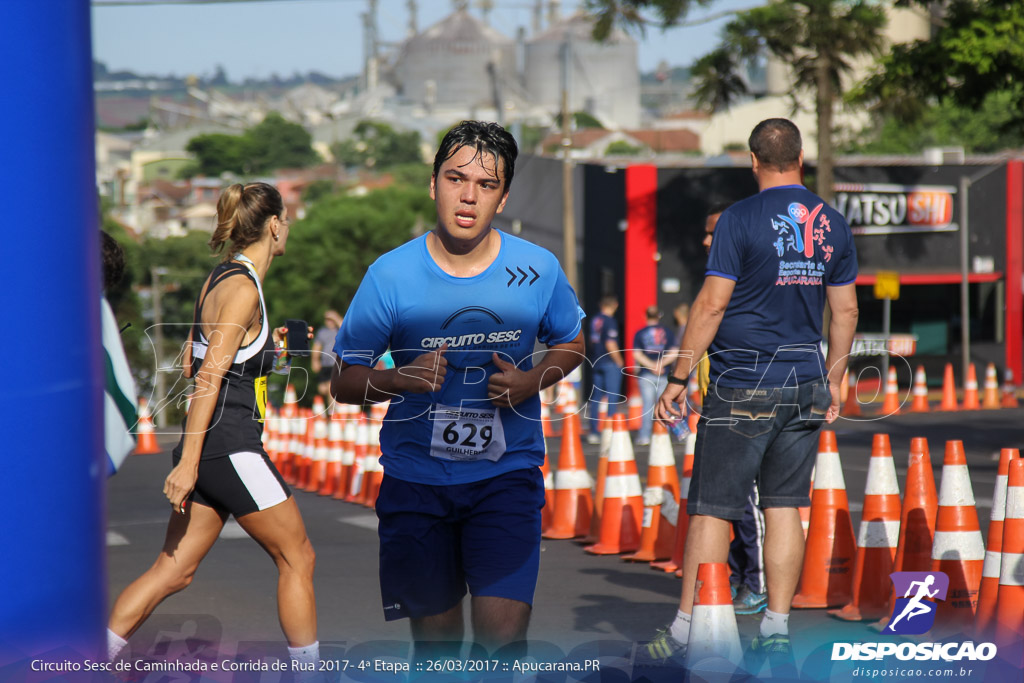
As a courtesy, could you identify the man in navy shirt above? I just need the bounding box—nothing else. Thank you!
[631,306,676,446]
[586,295,624,443]
[640,118,859,671]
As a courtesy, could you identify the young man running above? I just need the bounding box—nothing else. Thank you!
[331,120,585,660]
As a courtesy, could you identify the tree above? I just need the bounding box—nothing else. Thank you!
[589,0,888,202]
[262,184,435,327]
[332,120,423,170]
[585,0,714,39]
[183,112,320,178]
[851,0,1024,142]
[842,91,1024,155]
[245,112,321,172]
[185,133,248,177]
[605,140,645,156]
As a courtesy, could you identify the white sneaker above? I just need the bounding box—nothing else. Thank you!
[586,433,601,445]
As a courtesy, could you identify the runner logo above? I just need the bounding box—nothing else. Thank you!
[886,571,949,634]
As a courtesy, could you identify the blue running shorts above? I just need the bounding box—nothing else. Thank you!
[375,467,545,621]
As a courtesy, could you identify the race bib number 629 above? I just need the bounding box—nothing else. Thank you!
[429,404,507,462]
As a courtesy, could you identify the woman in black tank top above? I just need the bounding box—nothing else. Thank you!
[106,183,321,669]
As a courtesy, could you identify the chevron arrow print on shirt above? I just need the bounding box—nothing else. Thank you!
[506,266,540,287]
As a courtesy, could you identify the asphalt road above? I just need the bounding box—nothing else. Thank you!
[105,406,1024,682]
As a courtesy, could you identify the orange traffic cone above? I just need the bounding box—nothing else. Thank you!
[830,434,901,621]
[581,413,613,545]
[543,412,593,540]
[909,366,930,412]
[982,363,1002,409]
[651,431,695,573]
[586,414,644,554]
[647,432,696,577]
[362,405,386,508]
[311,394,326,418]
[541,399,558,438]
[1002,369,1020,408]
[799,470,814,538]
[346,414,370,503]
[994,458,1024,660]
[841,369,861,417]
[320,408,345,497]
[686,562,743,670]
[278,385,299,482]
[939,363,959,411]
[332,404,356,501]
[623,421,679,562]
[626,391,643,432]
[687,373,702,412]
[976,448,1018,635]
[540,444,555,533]
[133,398,161,455]
[962,363,981,410]
[872,436,939,632]
[284,410,304,486]
[297,409,315,489]
[304,410,329,493]
[793,430,857,609]
[264,407,282,468]
[880,366,902,415]
[894,437,938,573]
[930,440,985,632]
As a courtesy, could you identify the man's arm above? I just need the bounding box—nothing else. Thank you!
[331,346,448,405]
[631,331,658,372]
[605,338,624,368]
[824,283,859,423]
[632,348,658,372]
[655,276,735,422]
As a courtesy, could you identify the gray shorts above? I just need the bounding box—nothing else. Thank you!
[687,382,831,520]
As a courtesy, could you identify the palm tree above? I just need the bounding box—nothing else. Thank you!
[590,0,888,202]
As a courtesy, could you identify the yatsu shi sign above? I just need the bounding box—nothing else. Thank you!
[834,184,957,235]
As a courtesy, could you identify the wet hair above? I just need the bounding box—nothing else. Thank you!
[101,230,125,291]
[209,182,284,259]
[433,121,518,192]
[748,118,802,173]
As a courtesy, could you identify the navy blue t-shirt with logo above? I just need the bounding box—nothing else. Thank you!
[588,313,619,367]
[705,185,858,388]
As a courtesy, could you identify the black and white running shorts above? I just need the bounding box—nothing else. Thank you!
[174,451,291,517]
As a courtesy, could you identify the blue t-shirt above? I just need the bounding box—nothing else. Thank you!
[335,231,584,485]
[588,313,619,367]
[705,185,858,388]
[633,324,675,372]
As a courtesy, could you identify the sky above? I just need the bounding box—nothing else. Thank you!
[91,0,753,82]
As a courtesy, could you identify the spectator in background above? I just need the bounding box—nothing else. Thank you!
[631,306,676,446]
[311,309,343,407]
[102,231,138,476]
[587,295,624,444]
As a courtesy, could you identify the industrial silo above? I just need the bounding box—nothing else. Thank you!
[393,5,517,110]
[524,11,640,129]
